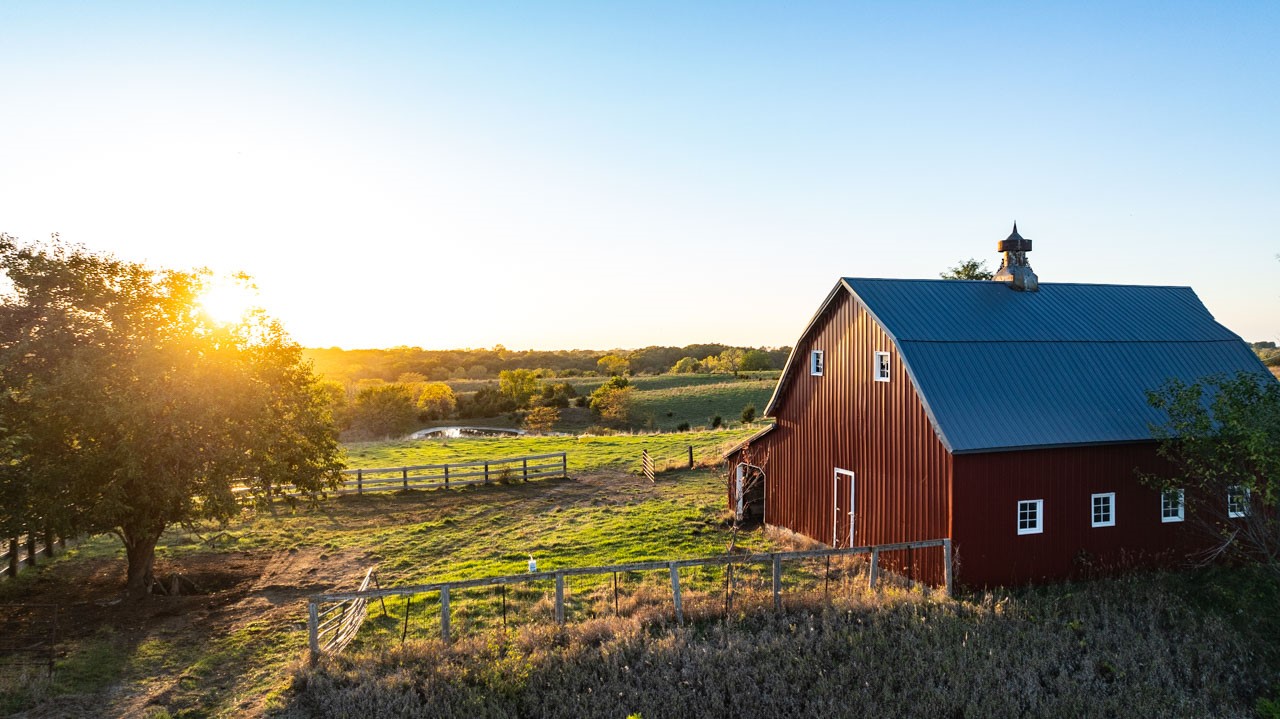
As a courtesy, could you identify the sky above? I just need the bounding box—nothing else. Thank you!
[1,2,1277,350]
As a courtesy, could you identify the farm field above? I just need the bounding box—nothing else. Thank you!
[0,433,763,718]
[1,429,1276,718]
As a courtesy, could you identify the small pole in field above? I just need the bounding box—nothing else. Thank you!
[669,563,683,625]
[401,597,412,644]
[824,555,831,603]
[688,445,693,469]
[523,458,528,481]
[943,538,954,598]
[554,573,565,625]
[357,469,363,496]
[484,462,490,484]
[772,554,782,613]
[402,467,408,491]
[440,586,451,642]
[307,601,320,665]
[444,464,449,487]
[501,584,507,629]
[613,571,619,616]
[869,548,880,590]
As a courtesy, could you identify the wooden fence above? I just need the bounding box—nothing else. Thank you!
[237,452,569,500]
[306,538,952,664]
[308,568,385,657]
[1,533,72,581]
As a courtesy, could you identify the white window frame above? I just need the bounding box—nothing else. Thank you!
[1227,486,1250,518]
[810,349,824,376]
[1161,489,1185,523]
[1090,492,1116,528]
[873,351,890,382]
[1017,499,1043,535]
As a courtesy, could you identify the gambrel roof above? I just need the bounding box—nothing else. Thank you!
[766,278,1271,454]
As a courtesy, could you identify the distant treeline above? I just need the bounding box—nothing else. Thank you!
[304,344,792,385]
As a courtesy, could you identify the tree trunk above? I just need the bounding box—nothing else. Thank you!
[122,529,162,599]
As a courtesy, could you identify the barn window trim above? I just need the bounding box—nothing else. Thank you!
[810,350,824,376]
[1017,499,1043,535]
[1227,486,1250,518]
[1091,492,1115,528]
[873,351,890,382]
[1161,489,1184,523]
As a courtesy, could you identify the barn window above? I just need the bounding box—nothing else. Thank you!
[1016,499,1043,535]
[1227,486,1250,518]
[810,350,824,376]
[1161,489,1184,523]
[1090,492,1115,527]
[874,351,890,382]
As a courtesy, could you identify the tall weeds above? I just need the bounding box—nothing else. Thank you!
[282,571,1268,718]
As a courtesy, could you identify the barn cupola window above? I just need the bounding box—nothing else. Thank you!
[1017,499,1043,535]
[1091,492,1115,527]
[874,351,890,382]
[810,349,824,376]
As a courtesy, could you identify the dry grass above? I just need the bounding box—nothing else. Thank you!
[281,570,1271,718]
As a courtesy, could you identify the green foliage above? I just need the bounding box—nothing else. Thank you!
[597,354,631,377]
[941,258,994,280]
[672,356,701,373]
[348,384,419,439]
[499,369,540,407]
[416,381,457,420]
[0,235,342,596]
[1147,372,1280,577]
[589,378,634,426]
[717,348,745,374]
[522,406,560,433]
[711,415,723,429]
[739,349,774,371]
[741,404,757,424]
[534,381,577,409]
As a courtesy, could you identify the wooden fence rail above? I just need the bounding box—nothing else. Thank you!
[306,538,952,664]
[240,452,569,499]
[1,533,72,581]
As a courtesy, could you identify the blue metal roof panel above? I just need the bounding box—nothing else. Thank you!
[842,279,1235,343]
[900,339,1269,452]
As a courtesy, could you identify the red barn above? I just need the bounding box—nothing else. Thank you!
[727,226,1271,587]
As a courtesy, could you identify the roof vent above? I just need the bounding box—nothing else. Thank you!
[993,222,1039,292]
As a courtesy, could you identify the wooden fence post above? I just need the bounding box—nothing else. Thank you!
[44,524,54,558]
[555,572,565,625]
[357,469,363,496]
[403,468,408,491]
[523,458,528,482]
[444,464,449,487]
[7,537,17,577]
[26,534,36,567]
[688,445,693,469]
[484,462,490,484]
[868,548,880,590]
[440,586,451,642]
[772,554,782,613]
[561,453,567,477]
[669,563,683,625]
[307,601,320,666]
[943,538,953,598]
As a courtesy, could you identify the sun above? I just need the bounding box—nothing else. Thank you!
[197,276,258,325]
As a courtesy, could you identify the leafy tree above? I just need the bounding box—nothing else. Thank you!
[499,369,539,407]
[597,354,631,377]
[589,376,633,426]
[397,371,427,384]
[672,356,701,374]
[0,236,342,598]
[348,384,419,439]
[741,404,757,424]
[739,350,773,371]
[522,406,560,434]
[1146,372,1280,579]
[940,258,994,280]
[535,381,576,408]
[416,382,457,420]
[718,348,746,374]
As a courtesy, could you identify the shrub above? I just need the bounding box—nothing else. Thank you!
[676,422,690,432]
[711,415,723,429]
[740,404,756,424]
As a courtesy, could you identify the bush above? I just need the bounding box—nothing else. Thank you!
[741,404,756,424]
[711,415,723,429]
[676,422,690,432]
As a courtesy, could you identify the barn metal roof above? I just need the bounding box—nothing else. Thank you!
[766,278,1270,454]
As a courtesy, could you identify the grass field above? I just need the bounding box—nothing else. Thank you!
[3,427,1278,718]
[0,434,762,718]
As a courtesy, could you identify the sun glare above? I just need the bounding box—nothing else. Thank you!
[197,278,257,325]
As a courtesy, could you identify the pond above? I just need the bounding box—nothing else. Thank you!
[409,426,526,439]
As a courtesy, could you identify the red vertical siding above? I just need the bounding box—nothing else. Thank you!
[742,289,953,583]
[952,444,1199,587]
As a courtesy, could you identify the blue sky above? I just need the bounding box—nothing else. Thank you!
[2,2,1276,349]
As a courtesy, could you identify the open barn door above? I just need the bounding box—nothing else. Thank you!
[833,468,856,547]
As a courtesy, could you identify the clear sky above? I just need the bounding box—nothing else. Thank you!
[2,2,1277,350]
